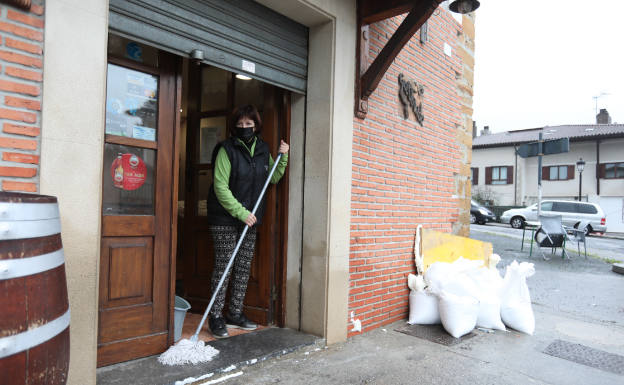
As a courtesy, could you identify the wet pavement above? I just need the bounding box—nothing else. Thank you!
[174,228,624,385]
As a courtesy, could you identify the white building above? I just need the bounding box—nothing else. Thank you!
[472,119,624,232]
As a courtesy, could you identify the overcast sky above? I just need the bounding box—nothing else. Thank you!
[472,0,624,133]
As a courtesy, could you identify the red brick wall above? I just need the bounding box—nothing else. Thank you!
[0,1,43,193]
[349,10,463,336]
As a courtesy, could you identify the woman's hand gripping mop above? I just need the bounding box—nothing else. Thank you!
[159,153,283,366]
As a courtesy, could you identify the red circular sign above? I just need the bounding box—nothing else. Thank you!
[111,153,147,191]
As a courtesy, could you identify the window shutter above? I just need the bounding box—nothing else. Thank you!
[485,167,492,185]
[506,166,513,184]
[542,166,549,181]
[474,167,479,185]
[598,163,606,178]
[567,165,575,180]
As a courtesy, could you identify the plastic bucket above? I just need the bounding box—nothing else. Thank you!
[174,296,191,342]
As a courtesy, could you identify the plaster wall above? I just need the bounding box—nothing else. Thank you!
[599,138,624,197]
[471,146,516,205]
[39,0,109,384]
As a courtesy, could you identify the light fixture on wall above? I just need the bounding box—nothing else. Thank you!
[449,0,480,14]
[235,74,252,80]
[576,158,586,201]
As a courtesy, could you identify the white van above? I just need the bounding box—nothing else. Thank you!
[500,200,607,234]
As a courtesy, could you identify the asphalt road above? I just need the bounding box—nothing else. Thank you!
[470,224,624,326]
[470,223,624,263]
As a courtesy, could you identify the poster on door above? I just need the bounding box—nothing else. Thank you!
[111,153,147,191]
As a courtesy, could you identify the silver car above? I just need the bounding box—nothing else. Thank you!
[500,200,607,234]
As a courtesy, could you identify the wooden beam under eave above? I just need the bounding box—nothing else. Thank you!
[359,0,416,25]
[360,0,440,100]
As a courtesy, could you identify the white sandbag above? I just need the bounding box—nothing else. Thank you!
[488,253,501,270]
[424,257,482,295]
[438,291,479,338]
[408,289,440,324]
[476,293,506,331]
[407,273,426,292]
[500,261,536,335]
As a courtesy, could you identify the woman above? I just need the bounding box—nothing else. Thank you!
[205,104,289,338]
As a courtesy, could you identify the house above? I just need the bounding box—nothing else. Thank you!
[0,0,477,383]
[471,110,624,232]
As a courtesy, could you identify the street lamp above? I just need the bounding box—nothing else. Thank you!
[576,158,586,201]
[449,0,480,14]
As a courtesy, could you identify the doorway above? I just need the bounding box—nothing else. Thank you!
[98,35,291,367]
[176,61,291,329]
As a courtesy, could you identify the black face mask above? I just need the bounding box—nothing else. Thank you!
[235,126,255,143]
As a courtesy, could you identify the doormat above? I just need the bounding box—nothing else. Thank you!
[543,339,624,375]
[395,324,476,346]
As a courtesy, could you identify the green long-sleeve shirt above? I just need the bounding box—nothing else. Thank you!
[213,137,288,223]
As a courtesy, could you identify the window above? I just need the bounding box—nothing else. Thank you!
[577,203,598,214]
[552,201,577,213]
[543,165,573,181]
[492,166,507,185]
[471,167,478,185]
[485,166,512,185]
[602,162,624,179]
[541,201,553,211]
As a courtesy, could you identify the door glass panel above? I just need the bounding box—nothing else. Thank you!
[103,143,156,215]
[197,170,212,216]
[541,202,553,211]
[201,66,229,111]
[106,64,159,141]
[199,117,227,164]
[234,77,264,109]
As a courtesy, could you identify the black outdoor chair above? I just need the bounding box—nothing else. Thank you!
[535,215,569,260]
[564,220,589,259]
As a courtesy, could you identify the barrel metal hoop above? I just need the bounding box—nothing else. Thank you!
[0,218,61,240]
[0,248,65,280]
[0,309,70,359]
[0,203,60,221]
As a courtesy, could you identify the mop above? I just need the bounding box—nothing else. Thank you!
[159,153,284,366]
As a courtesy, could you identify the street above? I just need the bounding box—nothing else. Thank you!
[470,223,624,264]
[182,226,624,385]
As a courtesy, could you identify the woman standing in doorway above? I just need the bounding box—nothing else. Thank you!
[205,104,289,338]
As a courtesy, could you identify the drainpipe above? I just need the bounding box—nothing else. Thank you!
[596,140,600,196]
[513,145,518,205]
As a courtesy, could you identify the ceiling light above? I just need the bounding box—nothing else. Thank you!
[236,74,252,80]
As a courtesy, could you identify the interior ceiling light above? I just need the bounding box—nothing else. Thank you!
[449,0,480,14]
[236,74,252,80]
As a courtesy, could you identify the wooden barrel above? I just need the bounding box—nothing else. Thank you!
[0,192,69,385]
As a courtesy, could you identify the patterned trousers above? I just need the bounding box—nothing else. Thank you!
[208,225,257,318]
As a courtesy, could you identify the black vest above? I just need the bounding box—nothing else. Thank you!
[206,137,270,226]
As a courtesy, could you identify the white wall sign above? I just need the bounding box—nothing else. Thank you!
[242,60,256,74]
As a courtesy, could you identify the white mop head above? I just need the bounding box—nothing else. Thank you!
[158,338,220,366]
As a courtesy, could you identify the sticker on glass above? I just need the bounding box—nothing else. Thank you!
[111,153,147,191]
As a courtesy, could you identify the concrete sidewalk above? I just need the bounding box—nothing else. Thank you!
[187,307,624,385]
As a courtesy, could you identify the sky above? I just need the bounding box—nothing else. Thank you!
[472,0,624,133]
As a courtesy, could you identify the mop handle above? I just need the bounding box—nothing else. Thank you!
[192,153,283,340]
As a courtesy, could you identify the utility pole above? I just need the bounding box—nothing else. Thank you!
[537,132,543,218]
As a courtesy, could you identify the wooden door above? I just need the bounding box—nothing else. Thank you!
[181,64,289,325]
[97,53,177,367]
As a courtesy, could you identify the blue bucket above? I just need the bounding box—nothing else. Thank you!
[174,296,191,342]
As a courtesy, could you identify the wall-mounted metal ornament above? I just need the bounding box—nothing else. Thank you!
[398,73,424,125]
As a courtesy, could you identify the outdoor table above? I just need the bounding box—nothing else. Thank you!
[521,221,541,256]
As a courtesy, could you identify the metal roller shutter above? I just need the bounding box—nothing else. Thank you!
[109,0,308,94]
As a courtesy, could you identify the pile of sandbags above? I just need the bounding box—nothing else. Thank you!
[407,256,535,338]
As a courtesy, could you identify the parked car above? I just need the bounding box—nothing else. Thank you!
[500,200,607,234]
[470,200,496,225]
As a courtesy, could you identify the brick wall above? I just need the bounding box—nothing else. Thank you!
[0,1,43,193]
[349,10,464,336]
